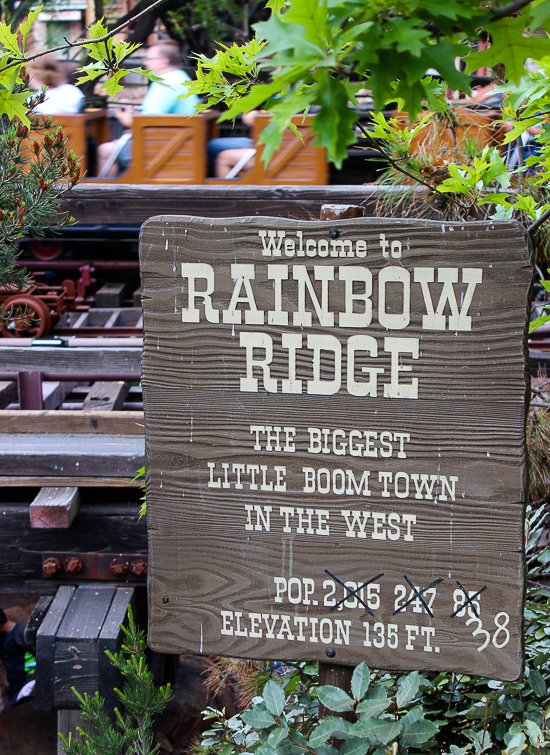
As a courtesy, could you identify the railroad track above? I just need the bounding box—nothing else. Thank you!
[53,307,143,337]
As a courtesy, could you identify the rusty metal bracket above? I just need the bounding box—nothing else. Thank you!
[42,552,147,581]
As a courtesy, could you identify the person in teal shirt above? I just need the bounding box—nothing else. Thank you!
[97,40,199,176]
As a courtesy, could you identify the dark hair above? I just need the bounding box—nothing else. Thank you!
[149,41,182,69]
[0,607,7,625]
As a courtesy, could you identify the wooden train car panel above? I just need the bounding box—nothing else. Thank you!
[251,115,328,184]
[34,112,110,175]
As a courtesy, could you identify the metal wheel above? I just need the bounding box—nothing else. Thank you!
[0,294,52,338]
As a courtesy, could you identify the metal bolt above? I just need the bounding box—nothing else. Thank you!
[162,595,169,605]
[43,557,61,575]
[129,559,147,576]
[110,557,129,576]
[329,227,340,239]
[64,557,82,574]
[326,647,336,658]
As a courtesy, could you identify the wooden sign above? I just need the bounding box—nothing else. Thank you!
[140,215,532,680]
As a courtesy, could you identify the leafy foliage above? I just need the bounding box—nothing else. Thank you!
[60,607,172,755]
[182,0,550,168]
[0,73,80,290]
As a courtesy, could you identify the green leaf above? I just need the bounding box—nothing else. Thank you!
[396,671,420,709]
[524,719,545,747]
[355,685,389,718]
[242,708,277,728]
[263,681,286,716]
[267,726,289,747]
[20,7,41,45]
[309,717,350,747]
[0,21,21,55]
[466,17,550,84]
[354,718,402,745]
[317,685,355,712]
[311,75,357,168]
[0,88,30,127]
[528,669,546,696]
[351,663,371,701]
[101,70,129,98]
[528,0,550,31]
[267,0,286,12]
[339,740,369,755]
[502,732,526,755]
[400,707,439,746]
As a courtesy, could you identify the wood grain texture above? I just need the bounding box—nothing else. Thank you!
[0,381,17,409]
[0,505,146,590]
[0,345,141,373]
[35,585,75,710]
[0,475,140,487]
[54,585,116,709]
[99,587,135,709]
[60,185,388,225]
[0,433,144,477]
[140,215,532,680]
[30,487,81,529]
[0,410,144,435]
[82,381,131,412]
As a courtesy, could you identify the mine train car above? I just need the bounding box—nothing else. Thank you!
[6,106,504,338]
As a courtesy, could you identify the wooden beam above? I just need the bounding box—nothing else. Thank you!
[35,585,76,709]
[0,381,17,409]
[0,504,147,592]
[0,344,141,373]
[0,475,140,487]
[95,283,128,308]
[0,432,144,478]
[60,184,385,225]
[42,381,77,410]
[82,381,130,412]
[0,410,144,434]
[30,487,81,529]
[25,595,54,648]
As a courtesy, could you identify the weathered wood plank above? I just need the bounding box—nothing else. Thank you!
[95,283,128,308]
[0,505,146,590]
[30,487,81,529]
[25,595,54,648]
[0,381,17,409]
[0,475,140,487]
[99,587,135,708]
[42,381,77,411]
[0,344,141,373]
[0,433,144,477]
[57,711,86,755]
[60,184,383,225]
[141,215,531,681]
[0,410,144,434]
[82,381,130,412]
[35,586,76,710]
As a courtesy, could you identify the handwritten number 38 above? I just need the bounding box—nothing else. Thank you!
[466,612,510,651]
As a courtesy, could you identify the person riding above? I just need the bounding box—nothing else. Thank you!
[96,40,199,177]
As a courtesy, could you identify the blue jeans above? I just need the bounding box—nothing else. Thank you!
[207,137,253,176]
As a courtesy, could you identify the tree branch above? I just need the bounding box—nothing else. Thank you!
[0,0,169,75]
[528,205,550,237]
[355,121,473,212]
[490,0,534,21]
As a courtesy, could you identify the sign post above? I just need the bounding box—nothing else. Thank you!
[140,214,532,681]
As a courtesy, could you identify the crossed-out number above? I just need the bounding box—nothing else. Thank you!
[450,581,487,619]
[392,575,444,619]
[324,569,384,618]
